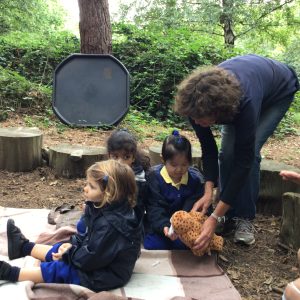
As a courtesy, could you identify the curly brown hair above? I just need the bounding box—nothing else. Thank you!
[174,66,242,123]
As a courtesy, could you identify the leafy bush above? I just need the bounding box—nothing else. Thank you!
[112,23,241,122]
[0,31,80,86]
[0,66,51,116]
[274,91,300,137]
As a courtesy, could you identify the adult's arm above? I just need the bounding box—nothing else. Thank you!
[189,119,219,212]
[189,118,219,185]
[182,167,205,211]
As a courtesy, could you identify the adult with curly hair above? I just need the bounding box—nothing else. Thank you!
[174,54,299,250]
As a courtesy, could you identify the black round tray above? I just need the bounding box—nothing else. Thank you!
[52,54,129,126]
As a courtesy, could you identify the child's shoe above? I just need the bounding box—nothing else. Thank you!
[7,219,29,260]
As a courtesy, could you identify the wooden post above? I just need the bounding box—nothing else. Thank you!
[280,192,300,249]
[49,144,107,178]
[0,127,43,172]
[257,160,300,216]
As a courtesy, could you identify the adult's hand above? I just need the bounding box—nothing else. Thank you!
[192,181,214,214]
[192,193,212,214]
[193,217,217,251]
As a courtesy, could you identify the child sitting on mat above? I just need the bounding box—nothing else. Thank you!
[144,130,205,250]
[0,160,142,292]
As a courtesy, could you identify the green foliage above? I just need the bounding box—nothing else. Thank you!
[0,66,51,111]
[274,92,300,137]
[0,0,64,35]
[0,31,80,86]
[119,108,171,141]
[113,23,240,121]
[120,0,300,47]
[282,38,300,75]
[0,0,298,141]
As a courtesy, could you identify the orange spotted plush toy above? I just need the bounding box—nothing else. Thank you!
[170,210,223,256]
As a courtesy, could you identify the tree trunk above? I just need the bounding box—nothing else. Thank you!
[220,0,235,46]
[49,144,107,178]
[0,127,42,172]
[77,0,112,54]
[257,159,300,216]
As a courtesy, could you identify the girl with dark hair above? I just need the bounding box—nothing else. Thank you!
[106,129,150,215]
[77,129,150,235]
[144,130,205,250]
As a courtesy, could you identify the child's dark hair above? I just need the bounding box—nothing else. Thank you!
[106,129,150,171]
[162,130,192,163]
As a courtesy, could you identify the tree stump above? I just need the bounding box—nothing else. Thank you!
[280,192,300,249]
[148,144,202,170]
[257,159,300,216]
[0,127,43,172]
[49,144,107,178]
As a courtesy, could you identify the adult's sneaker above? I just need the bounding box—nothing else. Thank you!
[233,218,255,245]
[7,219,29,260]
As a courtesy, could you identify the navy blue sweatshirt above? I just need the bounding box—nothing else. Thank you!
[145,165,204,234]
[191,54,299,206]
[63,200,143,292]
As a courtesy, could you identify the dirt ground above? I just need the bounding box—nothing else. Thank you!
[1,114,300,300]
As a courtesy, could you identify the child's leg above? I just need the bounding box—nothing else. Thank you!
[0,261,80,285]
[18,267,44,283]
[40,261,80,284]
[7,219,64,262]
[30,244,54,261]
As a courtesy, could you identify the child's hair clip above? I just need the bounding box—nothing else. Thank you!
[172,129,180,136]
[102,175,109,188]
[172,129,183,144]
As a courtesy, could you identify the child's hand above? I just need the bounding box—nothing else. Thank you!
[280,170,300,185]
[81,202,86,211]
[52,243,72,261]
[164,226,178,241]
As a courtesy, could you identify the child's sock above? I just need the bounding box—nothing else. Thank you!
[0,261,20,282]
[22,242,35,257]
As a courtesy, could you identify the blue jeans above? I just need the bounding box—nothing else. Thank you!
[219,96,294,219]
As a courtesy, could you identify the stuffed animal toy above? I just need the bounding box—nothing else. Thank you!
[170,210,223,256]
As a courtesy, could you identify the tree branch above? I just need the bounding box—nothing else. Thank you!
[236,0,295,38]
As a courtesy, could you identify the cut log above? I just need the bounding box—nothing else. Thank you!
[0,127,43,172]
[49,144,107,178]
[148,144,202,170]
[280,192,300,250]
[257,160,300,216]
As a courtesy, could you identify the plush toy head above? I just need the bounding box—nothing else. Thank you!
[170,210,223,256]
